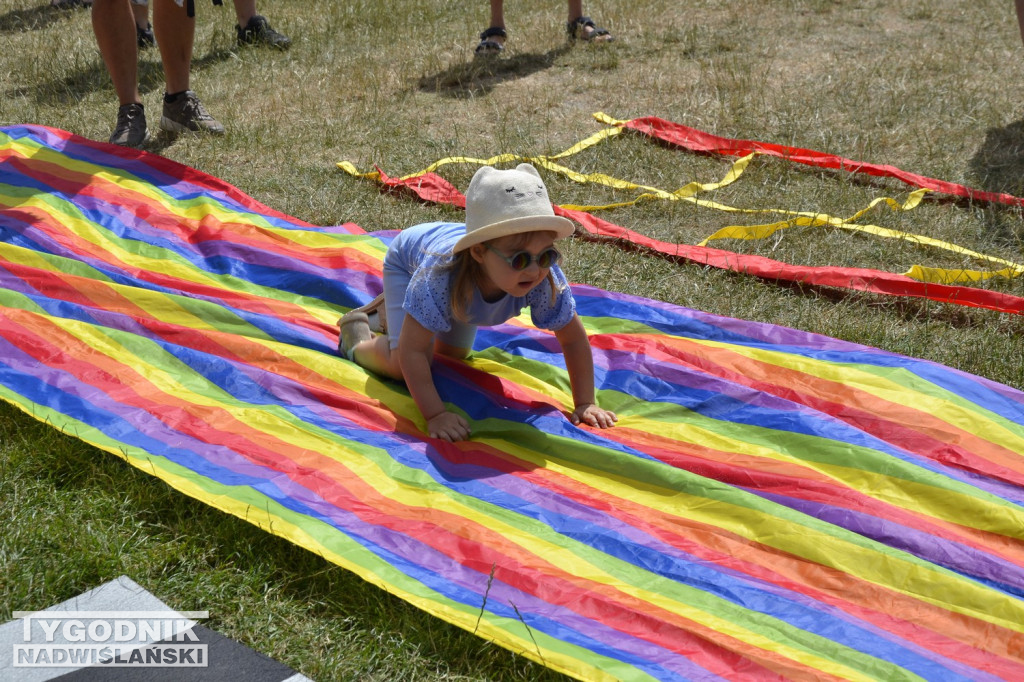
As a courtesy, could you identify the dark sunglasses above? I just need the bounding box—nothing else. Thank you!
[485,244,562,271]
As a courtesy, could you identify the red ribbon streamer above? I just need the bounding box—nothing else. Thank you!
[370,167,1024,316]
[617,116,1024,209]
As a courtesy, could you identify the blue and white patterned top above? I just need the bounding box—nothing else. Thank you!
[385,222,576,334]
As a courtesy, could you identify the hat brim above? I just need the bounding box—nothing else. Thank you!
[452,215,576,253]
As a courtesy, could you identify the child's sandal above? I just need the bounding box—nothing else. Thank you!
[338,311,372,361]
[475,26,507,55]
[351,292,387,334]
[566,16,614,43]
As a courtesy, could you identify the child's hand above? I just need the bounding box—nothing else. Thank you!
[571,403,618,429]
[427,410,471,442]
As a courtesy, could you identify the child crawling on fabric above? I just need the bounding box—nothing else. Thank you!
[338,163,618,442]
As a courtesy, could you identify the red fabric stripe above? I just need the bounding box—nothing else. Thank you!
[503,455,1024,675]
[4,153,380,275]
[590,332,1024,486]
[0,311,799,679]
[3,205,340,340]
[15,126,340,229]
[604,423,1024,567]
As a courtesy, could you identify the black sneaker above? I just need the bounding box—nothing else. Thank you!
[159,91,225,136]
[109,103,149,148]
[236,15,291,49]
[136,22,155,49]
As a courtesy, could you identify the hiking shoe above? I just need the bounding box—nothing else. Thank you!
[108,103,149,148]
[137,22,155,49]
[160,91,225,136]
[236,15,291,49]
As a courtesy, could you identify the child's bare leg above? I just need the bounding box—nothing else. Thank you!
[350,336,467,379]
[435,341,470,360]
[351,335,403,379]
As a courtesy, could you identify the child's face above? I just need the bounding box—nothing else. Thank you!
[471,231,557,300]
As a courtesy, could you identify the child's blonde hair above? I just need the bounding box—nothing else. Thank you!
[447,231,563,323]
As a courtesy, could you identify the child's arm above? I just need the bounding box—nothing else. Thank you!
[554,315,618,429]
[398,314,471,442]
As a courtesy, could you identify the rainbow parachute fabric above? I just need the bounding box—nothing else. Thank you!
[3,124,1024,681]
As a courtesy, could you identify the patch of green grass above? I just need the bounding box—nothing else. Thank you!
[2,0,1024,679]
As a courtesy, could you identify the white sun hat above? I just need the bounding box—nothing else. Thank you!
[452,163,575,253]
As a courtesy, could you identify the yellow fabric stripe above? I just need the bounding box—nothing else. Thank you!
[7,137,282,229]
[698,190,1024,283]
[661,337,1024,528]
[59,315,928,677]
[2,188,345,318]
[398,127,623,180]
[540,448,1024,634]
[638,408,1024,539]
[64,318,872,677]
[79,422,626,682]
[696,335,1024,456]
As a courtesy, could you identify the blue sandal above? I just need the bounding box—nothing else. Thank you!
[475,26,507,55]
[567,16,614,42]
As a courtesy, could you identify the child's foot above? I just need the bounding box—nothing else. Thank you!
[338,311,372,360]
[566,16,614,43]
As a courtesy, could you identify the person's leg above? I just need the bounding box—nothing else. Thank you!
[1017,0,1024,48]
[232,0,255,25]
[130,0,148,28]
[346,324,469,379]
[93,0,150,146]
[567,0,582,23]
[92,0,140,106]
[350,334,403,379]
[155,0,225,134]
[131,0,154,47]
[489,0,504,30]
[475,0,506,53]
[566,0,613,41]
[152,0,193,94]
[343,253,411,377]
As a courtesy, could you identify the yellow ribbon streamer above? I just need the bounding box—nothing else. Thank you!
[338,115,1024,285]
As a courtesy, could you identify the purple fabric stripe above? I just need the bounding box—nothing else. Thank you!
[0,334,714,680]
[756,491,1024,592]
[571,284,882,352]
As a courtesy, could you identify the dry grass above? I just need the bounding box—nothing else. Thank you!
[2,0,1024,679]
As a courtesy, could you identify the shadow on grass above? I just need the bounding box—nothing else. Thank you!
[968,118,1024,199]
[966,118,1024,246]
[417,46,570,99]
[0,2,82,34]
[6,47,236,107]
